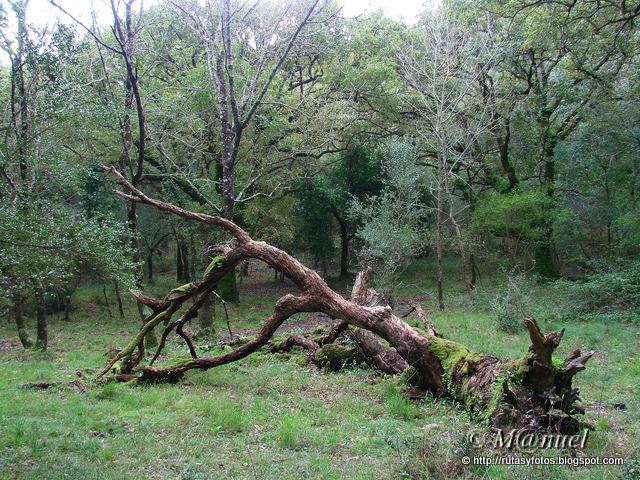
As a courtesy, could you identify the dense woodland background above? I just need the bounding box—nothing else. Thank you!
[1,0,639,478]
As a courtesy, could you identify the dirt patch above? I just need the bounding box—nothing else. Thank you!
[0,337,23,353]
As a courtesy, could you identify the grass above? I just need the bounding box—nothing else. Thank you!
[276,414,305,449]
[0,259,639,479]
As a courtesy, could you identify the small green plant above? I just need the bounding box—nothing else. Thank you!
[276,414,304,449]
[97,381,120,400]
[568,260,640,313]
[209,400,245,433]
[383,382,418,420]
[7,420,38,448]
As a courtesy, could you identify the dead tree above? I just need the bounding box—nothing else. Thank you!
[99,166,594,433]
[272,274,409,374]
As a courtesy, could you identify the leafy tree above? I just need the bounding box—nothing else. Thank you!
[0,2,135,349]
[350,141,429,299]
[296,143,383,277]
[0,200,136,349]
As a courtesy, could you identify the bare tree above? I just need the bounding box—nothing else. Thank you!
[50,0,158,345]
[156,0,336,300]
[397,9,493,307]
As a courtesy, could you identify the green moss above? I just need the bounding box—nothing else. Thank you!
[481,379,506,421]
[217,269,239,303]
[312,325,327,335]
[232,336,252,346]
[270,336,289,351]
[502,354,532,385]
[552,356,564,370]
[490,172,511,194]
[398,366,423,388]
[534,238,560,279]
[203,255,225,277]
[313,345,362,370]
[426,336,479,374]
[166,283,194,300]
[170,357,200,367]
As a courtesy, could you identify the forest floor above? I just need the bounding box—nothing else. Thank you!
[1,260,639,479]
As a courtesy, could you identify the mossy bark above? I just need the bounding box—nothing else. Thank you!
[534,236,560,279]
[144,327,159,349]
[217,268,238,303]
[313,344,364,369]
[270,335,365,370]
[114,281,125,318]
[198,292,215,337]
[422,320,593,432]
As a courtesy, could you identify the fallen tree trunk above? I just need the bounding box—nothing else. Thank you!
[272,273,409,374]
[99,166,595,432]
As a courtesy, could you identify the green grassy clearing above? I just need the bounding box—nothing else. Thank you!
[1,261,639,479]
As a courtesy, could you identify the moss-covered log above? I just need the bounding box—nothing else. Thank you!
[271,335,366,370]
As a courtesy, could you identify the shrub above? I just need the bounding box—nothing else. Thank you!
[488,270,535,333]
[563,260,640,315]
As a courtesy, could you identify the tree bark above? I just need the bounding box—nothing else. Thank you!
[435,190,445,311]
[103,284,113,320]
[147,254,154,283]
[13,293,32,348]
[36,287,47,351]
[198,292,215,337]
[338,219,349,278]
[450,213,473,300]
[11,0,29,183]
[63,293,72,321]
[217,268,238,303]
[176,237,184,282]
[114,281,125,319]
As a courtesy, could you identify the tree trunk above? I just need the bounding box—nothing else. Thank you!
[198,292,215,337]
[103,284,113,320]
[534,236,560,279]
[36,287,47,351]
[147,254,154,283]
[451,214,473,301]
[339,221,349,278]
[535,106,561,279]
[470,253,479,290]
[114,281,125,319]
[176,238,192,283]
[62,290,73,321]
[217,269,238,303]
[176,238,184,282]
[240,261,249,277]
[101,167,595,433]
[435,193,445,311]
[13,293,32,348]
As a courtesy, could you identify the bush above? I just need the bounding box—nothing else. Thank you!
[487,270,535,333]
[563,260,640,315]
